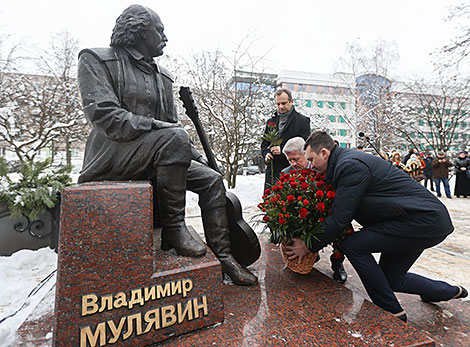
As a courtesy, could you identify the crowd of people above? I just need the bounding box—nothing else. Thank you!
[377,147,470,198]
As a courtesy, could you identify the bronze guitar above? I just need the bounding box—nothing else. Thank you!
[179,86,260,266]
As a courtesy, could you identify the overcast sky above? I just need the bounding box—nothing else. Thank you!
[0,0,462,79]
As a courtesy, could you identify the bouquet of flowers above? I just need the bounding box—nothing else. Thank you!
[261,121,283,149]
[258,168,337,273]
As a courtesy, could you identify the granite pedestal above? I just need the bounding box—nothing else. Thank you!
[53,181,223,347]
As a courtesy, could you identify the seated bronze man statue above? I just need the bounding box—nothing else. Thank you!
[77,4,257,286]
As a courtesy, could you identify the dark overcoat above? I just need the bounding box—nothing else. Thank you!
[260,109,310,189]
[308,147,454,252]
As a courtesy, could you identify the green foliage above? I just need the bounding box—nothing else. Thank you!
[0,158,71,220]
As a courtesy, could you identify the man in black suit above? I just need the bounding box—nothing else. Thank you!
[285,131,467,322]
[261,88,310,191]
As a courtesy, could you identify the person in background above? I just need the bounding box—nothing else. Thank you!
[431,151,453,199]
[390,151,401,163]
[405,154,425,181]
[286,131,467,322]
[390,151,407,172]
[261,88,310,191]
[423,152,434,191]
[454,151,470,198]
[281,137,347,283]
[403,148,418,165]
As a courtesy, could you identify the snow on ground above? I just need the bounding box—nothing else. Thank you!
[0,173,469,347]
[0,248,57,346]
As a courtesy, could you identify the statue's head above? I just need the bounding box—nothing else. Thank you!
[110,4,167,58]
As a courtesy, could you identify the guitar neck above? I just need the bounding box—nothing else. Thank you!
[192,118,221,174]
[179,86,221,174]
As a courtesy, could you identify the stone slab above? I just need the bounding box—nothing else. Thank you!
[53,181,223,347]
[21,234,467,346]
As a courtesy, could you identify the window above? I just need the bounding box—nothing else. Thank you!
[418,119,424,126]
[340,129,346,136]
[306,100,312,108]
[340,102,346,110]
[329,115,335,122]
[317,101,323,108]
[339,116,345,123]
[0,147,5,156]
[328,101,334,109]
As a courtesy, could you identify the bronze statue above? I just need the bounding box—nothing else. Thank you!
[77,5,257,285]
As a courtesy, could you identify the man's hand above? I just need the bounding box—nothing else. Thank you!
[270,145,281,155]
[152,120,179,129]
[265,153,273,163]
[284,238,310,264]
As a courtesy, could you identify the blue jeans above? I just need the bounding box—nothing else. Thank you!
[434,178,451,197]
[342,230,457,314]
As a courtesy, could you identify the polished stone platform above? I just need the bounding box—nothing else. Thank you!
[53,182,223,346]
[18,233,461,346]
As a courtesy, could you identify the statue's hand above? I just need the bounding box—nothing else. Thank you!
[152,120,179,130]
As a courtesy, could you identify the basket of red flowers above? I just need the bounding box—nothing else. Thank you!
[258,168,336,274]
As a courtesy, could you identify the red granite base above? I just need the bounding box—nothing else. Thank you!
[53,182,223,347]
[19,234,469,346]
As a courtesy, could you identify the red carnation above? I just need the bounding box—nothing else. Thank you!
[316,202,326,212]
[299,207,308,219]
[287,195,295,203]
[264,188,272,195]
[301,182,309,190]
[327,191,335,199]
[303,199,309,205]
[316,180,325,188]
[279,216,286,224]
[319,217,325,222]
[290,182,299,189]
[316,190,324,198]
[263,215,269,222]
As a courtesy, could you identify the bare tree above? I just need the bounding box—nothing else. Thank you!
[440,2,470,69]
[38,30,89,166]
[182,37,273,188]
[0,30,88,165]
[391,75,470,154]
[334,39,401,152]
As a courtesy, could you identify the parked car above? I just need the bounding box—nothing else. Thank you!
[241,165,260,175]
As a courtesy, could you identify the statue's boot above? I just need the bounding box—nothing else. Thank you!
[202,207,257,285]
[157,166,206,257]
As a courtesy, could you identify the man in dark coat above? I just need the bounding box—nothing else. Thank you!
[285,131,467,322]
[431,151,453,198]
[422,152,434,191]
[76,4,256,285]
[261,88,310,191]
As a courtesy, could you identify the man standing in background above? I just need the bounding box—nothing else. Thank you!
[261,88,310,191]
[432,151,453,199]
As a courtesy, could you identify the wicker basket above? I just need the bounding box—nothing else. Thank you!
[280,239,318,274]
